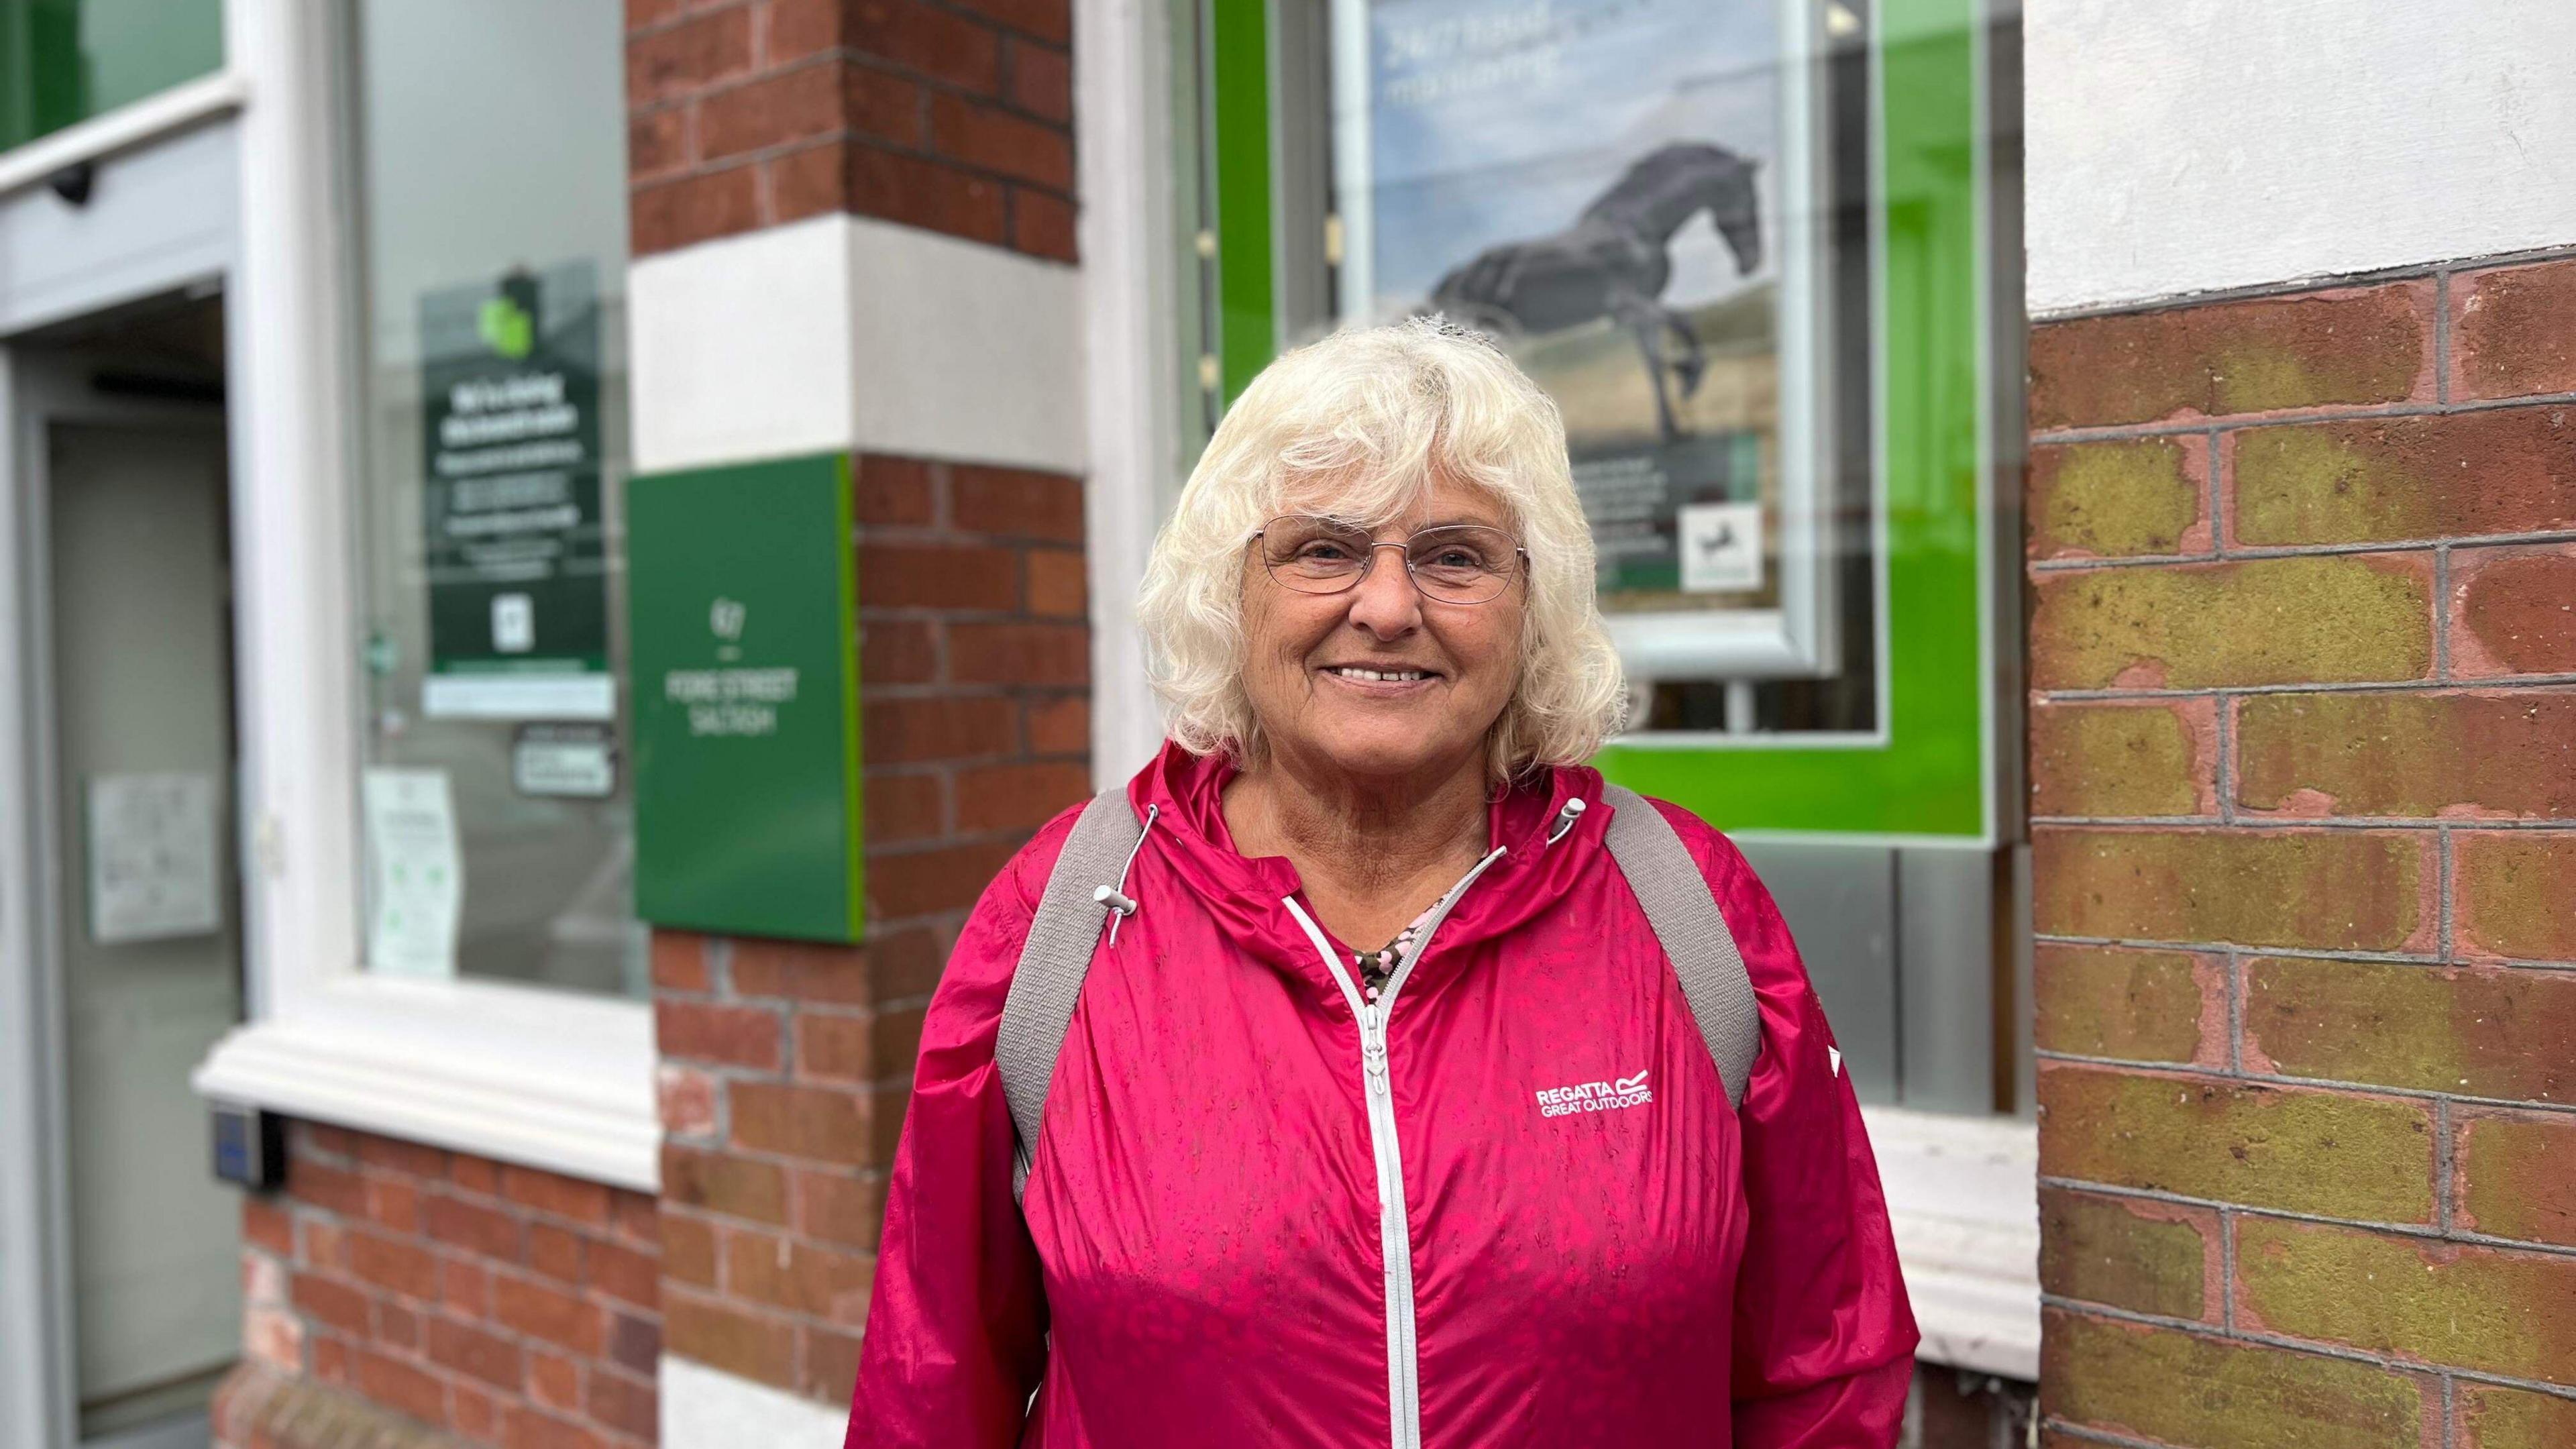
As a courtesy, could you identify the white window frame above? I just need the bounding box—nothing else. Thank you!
[1073,0,2035,1379]
[188,0,656,1193]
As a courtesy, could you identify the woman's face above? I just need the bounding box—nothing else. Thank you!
[1238,474,1527,786]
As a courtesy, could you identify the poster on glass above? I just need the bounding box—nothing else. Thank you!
[1333,0,1834,682]
[417,261,615,720]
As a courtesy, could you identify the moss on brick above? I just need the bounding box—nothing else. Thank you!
[2245,957,2576,1101]
[2030,286,2429,431]
[2032,828,2426,951]
[2459,1111,2576,1250]
[2030,438,2203,557]
[2236,691,2576,819]
[2031,555,2430,690]
[2041,1309,2423,1448]
[2031,702,2208,816]
[2234,409,2576,547]
[2235,1218,2576,1385]
[2460,1382,2576,1449]
[2039,1067,2434,1222]
[2458,834,2576,961]
[2039,1189,2212,1320]
[2034,945,2208,1063]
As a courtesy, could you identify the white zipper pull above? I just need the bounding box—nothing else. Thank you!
[1360,1006,1391,1095]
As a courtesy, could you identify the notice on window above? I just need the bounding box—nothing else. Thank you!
[363,767,462,979]
[513,722,617,798]
[86,771,222,943]
[419,262,613,720]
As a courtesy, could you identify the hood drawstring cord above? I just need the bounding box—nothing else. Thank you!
[1545,796,1587,846]
[1094,804,1160,947]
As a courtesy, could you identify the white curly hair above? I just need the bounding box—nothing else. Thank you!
[1135,317,1628,780]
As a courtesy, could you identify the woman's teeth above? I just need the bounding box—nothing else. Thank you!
[1330,667,1429,682]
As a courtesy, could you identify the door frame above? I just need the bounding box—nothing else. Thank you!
[1,337,235,1449]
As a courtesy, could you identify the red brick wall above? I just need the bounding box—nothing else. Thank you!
[627,0,1075,261]
[217,1124,661,1449]
[651,451,1090,1408]
[2028,254,2576,1448]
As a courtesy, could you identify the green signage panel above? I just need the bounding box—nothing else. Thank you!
[628,453,863,942]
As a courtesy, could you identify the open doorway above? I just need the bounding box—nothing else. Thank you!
[7,290,241,1449]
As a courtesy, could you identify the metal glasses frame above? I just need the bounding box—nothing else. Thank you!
[1246,517,1530,604]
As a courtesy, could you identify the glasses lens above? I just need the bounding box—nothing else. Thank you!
[1405,525,1519,603]
[1260,517,1375,593]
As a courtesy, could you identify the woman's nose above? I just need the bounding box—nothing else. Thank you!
[1344,545,1423,637]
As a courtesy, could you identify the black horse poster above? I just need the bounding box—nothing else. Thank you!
[1340,0,1815,649]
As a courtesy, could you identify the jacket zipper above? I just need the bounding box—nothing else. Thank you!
[1283,846,1503,1449]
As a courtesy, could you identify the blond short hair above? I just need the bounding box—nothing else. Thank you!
[1136,318,1628,780]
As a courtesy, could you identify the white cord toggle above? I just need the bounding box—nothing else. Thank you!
[1546,795,1588,845]
[1097,804,1159,946]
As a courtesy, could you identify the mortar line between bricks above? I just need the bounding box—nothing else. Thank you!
[2025,526,2576,571]
[2434,541,2454,682]
[2037,1177,2576,1260]
[2206,425,2226,558]
[2435,268,2453,407]
[2029,245,2576,325]
[2038,672,2576,700]
[2438,827,2457,961]
[2224,947,2243,1075]
[2214,695,2235,822]
[2033,813,2576,830]
[2036,1048,2576,1116]
[2028,384,2576,444]
[2217,1204,2237,1330]
[2030,934,2449,964]
[2035,1424,2165,1449]
[2442,1373,2458,1449]
[2434,1097,2455,1234]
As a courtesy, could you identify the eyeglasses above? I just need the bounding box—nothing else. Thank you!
[1248,515,1527,606]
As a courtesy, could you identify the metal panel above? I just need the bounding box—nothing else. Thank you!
[0,118,237,338]
[1895,846,1996,1114]
[1737,839,1898,1102]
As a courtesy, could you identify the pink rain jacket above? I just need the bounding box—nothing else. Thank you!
[847,744,1917,1447]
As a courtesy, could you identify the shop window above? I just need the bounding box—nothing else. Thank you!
[343,0,639,997]
[1173,0,2025,1112]
[0,0,223,152]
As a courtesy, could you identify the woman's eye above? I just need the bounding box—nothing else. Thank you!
[1297,541,1356,562]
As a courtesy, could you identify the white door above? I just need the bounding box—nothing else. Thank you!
[44,417,244,1444]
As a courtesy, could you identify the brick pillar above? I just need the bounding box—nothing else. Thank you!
[627,0,1075,262]
[625,0,1085,1429]
[649,452,1089,1407]
[2027,257,2576,1447]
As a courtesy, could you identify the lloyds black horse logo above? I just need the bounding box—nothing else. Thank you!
[1429,142,1762,441]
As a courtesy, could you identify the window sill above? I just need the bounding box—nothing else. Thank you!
[1861,1106,2040,1380]
[192,975,659,1191]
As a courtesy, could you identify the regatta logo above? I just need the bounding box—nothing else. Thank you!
[1534,1069,1653,1118]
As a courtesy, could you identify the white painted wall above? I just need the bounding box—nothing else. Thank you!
[2026,0,2576,315]
[630,213,1086,475]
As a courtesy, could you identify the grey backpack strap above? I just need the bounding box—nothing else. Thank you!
[994,788,1149,1203]
[1600,784,1762,1110]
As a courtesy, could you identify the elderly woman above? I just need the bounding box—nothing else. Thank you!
[847,321,1915,1447]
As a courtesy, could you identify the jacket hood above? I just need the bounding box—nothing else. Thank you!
[1121,740,1612,989]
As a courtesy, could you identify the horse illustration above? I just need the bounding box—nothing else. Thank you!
[1428,142,1763,441]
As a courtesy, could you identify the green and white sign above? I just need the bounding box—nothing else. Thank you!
[627,453,864,943]
[419,262,612,720]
